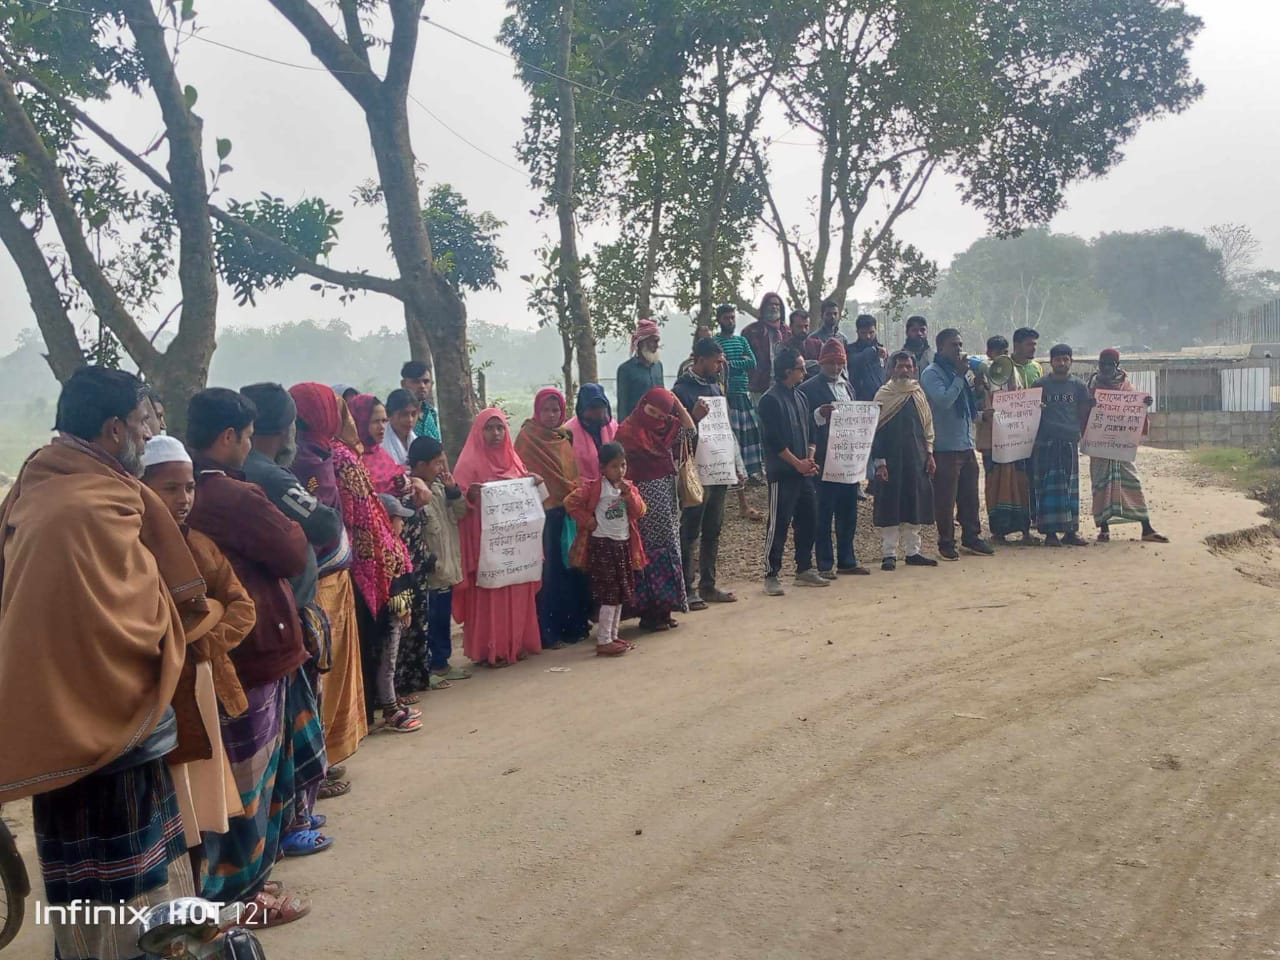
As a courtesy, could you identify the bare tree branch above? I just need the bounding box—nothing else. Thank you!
[0,200,85,380]
[336,0,371,66]
[385,0,425,96]
[0,67,160,369]
[265,0,382,110]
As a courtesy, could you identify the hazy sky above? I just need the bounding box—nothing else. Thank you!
[0,0,1276,353]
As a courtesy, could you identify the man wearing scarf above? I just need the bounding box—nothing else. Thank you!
[742,293,787,401]
[922,330,995,561]
[0,367,204,960]
[872,353,938,569]
[1086,349,1168,544]
[674,337,737,608]
[617,318,665,420]
[800,338,870,576]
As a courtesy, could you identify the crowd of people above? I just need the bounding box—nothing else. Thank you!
[0,304,1168,959]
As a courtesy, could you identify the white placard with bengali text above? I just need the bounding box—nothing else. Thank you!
[477,477,546,589]
[1080,388,1149,463]
[694,396,737,486]
[822,401,880,484]
[993,388,1043,464]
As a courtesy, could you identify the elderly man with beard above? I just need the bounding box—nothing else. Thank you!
[617,318,666,420]
[0,367,208,960]
[872,353,938,570]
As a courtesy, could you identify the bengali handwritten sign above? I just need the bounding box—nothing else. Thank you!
[1081,388,1149,462]
[477,477,546,589]
[822,401,880,484]
[993,388,1043,464]
[694,396,737,486]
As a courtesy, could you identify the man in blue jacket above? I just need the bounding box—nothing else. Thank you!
[921,329,995,561]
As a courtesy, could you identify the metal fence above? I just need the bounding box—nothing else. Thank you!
[1216,299,1280,344]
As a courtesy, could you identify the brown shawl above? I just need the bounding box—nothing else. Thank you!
[0,437,206,801]
[874,378,936,453]
[514,418,579,509]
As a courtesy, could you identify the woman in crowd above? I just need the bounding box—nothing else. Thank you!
[515,388,591,649]
[328,394,420,730]
[289,383,366,794]
[563,383,617,483]
[349,394,410,496]
[614,387,696,631]
[452,408,543,667]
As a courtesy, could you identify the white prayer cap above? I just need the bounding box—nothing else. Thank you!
[142,435,192,470]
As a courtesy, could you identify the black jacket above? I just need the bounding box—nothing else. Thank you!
[672,373,723,455]
[757,382,811,481]
[798,374,855,467]
[847,339,887,402]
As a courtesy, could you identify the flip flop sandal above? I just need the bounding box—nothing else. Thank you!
[238,891,311,929]
[428,674,453,690]
[281,828,333,857]
[317,779,351,801]
[687,597,709,611]
[1142,531,1170,543]
[379,708,422,733]
[324,764,346,781]
[307,814,326,830]
[383,704,421,720]
[397,694,421,707]
[1097,532,1111,542]
[703,588,738,603]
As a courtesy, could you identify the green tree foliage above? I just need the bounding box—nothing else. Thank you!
[931,229,1103,346]
[1092,229,1229,348]
[421,184,508,298]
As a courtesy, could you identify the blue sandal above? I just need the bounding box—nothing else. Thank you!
[281,828,333,857]
[308,814,326,830]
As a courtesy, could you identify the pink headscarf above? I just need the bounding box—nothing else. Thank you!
[630,318,661,356]
[452,408,527,489]
[348,393,407,495]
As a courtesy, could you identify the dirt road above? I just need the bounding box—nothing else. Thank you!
[7,448,1279,959]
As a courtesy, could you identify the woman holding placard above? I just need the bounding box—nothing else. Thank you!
[454,409,545,667]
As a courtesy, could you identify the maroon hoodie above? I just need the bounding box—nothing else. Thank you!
[187,455,310,687]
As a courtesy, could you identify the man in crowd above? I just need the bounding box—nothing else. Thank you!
[0,367,201,958]
[758,346,828,596]
[807,298,849,351]
[922,329,994,561]
[871,353,938,570]
[1032,345,1093,546]
[400,360,441,441]
[983,329,1043,545]
[674,337,738,609]
[800,338,869,577]
[186,388,323,918]
[783,309,818,360]
[903,314,933,374]
[240,381,349,805]
[846,314,888,403]
[742,293,786,403]
[1087,349,1169,544]
[382,387,422,466]
[617,318,665,420]
[714,302,764,484]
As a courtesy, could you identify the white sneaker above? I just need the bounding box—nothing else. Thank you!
[764,576,786,596]
[794,569,831,587]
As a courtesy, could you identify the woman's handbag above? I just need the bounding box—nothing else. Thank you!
[677,435,704,509]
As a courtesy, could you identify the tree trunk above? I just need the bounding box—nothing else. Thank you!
[366,97,474,460]
[403,301,434,367]
[555,0,597,387]
[637,166,664,322]
[560,326,575,399]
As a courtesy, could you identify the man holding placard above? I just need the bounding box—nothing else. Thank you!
[1084,349,1168,543]
[985,327,1044,545]
[801,338,872,577]
[674,338,738,608]
[1031,345,1093,547]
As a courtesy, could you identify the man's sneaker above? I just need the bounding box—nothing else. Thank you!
[794,569,831,587]
[818,569,839,581]
[962,538,995,556]
[905,553,938,567]
[939,543,960,561]
[881,557,897,571]
[764,576,786,596]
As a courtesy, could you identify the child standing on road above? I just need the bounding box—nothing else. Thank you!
[564,443,647,657]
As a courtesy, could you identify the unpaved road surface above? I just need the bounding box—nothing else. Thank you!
[7,448,1279,960]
